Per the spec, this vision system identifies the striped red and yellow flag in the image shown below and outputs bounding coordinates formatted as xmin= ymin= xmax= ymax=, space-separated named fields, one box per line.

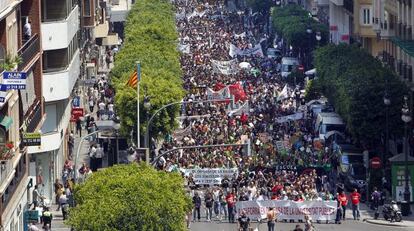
xmin=126 ymin=70 xmax=138 ymax=88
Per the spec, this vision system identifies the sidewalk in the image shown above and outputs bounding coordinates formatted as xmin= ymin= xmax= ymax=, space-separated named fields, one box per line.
xmin=359 ymin=203 xmax=414 ymax=227
xmin=34 ymin=204 xmax=70 ymax=231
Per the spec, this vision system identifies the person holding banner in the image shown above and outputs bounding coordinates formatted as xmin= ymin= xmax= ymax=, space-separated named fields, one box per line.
xmin=192 ymin=192 xmax=202 ymax=222
xmin=266 ymin=207 xmax=277 ymax=231
xmin=237 ymin=210 xmax=250 ymax=231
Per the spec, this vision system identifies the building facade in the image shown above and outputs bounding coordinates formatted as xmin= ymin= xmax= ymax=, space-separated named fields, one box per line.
xmin=26 ymin=0 xmax=80 ymax=202
xmin=0 ymin=0 xmax=44 ymax=230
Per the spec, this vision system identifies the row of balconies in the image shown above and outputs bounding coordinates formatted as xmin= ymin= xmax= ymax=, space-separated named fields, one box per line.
xmin=397 ymin=0 xmax=412 ymax=7
xmin=383 ymin=51 xmax=413 ymax=82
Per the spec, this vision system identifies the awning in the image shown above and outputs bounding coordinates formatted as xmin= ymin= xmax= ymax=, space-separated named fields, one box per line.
xmin=391 ymin=37 xmax=414 ymax=58
xmin=0 ymin=115 xmax=13 ymax=131
xmin=305 ymin=68 xmax=316 ymax=75
xmin=102 ymin=33 xmax=120 ymax=46
xmin=94 ymin=22 xmax=109 ymax=38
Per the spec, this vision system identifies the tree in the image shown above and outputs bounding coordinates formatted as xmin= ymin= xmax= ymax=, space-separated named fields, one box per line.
xmin=246 ymin=0 xmax=272 ymax=13
xmin=271 ymin=5 xmax=329 ymax=52
xmin=111 ymin=0 xmax=185 ymax=141
xmin=67 ymin=164 xmax=192 ymax=231
xmin=314 ymin=44 xmax=408 ymax=145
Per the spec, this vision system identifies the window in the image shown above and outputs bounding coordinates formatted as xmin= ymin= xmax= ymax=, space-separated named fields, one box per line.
xmin=360 ymin=6 xmax=372 ymax=25
xmin=83 ymin=0 xmax=91 ymax=17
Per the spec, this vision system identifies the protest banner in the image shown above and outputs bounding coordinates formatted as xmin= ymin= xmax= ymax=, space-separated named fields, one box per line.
xmin=228 ymin=101 xmax=249 ymax=116
xmin=183 ymin=168 xmax=238 ymax=185
xmin=206 ymin=87 xmax=231 ymax=100
xmin=236 ymin=200 xmax=337 ymax=221
xmin=211 ymin=59 xmax=239 ymax=75
xmin=229 ymin=43 xmax=264 ymax=58
xmin=275 ymin=112 xmax=304 ymax=123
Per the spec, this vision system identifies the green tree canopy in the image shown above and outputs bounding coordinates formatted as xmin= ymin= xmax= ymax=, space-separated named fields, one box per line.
xmin=314 ymin=44 xmax=407 ymax=145
xmin=111 ymin=0 xmax=185 ymax=140
xmin=67 ymin=164 xmax=191 ymax=231
xmin=246 ymin=0 xmax=272 ymax=13
xmin=271 ymin=5 xmax=328 ymax=51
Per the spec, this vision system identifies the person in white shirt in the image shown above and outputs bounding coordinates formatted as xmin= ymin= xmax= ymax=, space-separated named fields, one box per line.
xmin=23 ymin=20 xmax=32 ymax=40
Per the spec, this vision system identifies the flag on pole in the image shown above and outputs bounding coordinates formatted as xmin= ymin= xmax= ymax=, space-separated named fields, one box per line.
xmin=126 ymin=70 xmax=138 ymax=88
xmin=277 ymin=85 xmax=289 ymax=102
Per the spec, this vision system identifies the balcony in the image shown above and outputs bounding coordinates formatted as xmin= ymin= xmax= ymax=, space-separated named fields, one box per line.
xmin=28 ymin=100 xmax=71 ymax=154
xmin=380 ymin=21 xmax=396 ymax=38
xmin=41 ymin=5 xmax=79 ymax=51
xmin=0 ymin=160 xmax=13 ymax=188
xmin=109 ymin=0 xmax=132 ymax=22
xmin=24 ymin=100 xmax=42 ymax=133
xmin=42 ymin=50 xmax=80 ymax=102
xmin=17 ymin=34 xmax=41 ymax=71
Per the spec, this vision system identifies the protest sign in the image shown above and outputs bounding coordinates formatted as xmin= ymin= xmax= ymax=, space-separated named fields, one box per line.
xmin=211 ymin=59 xmax=239 ymax=75
xmin=236 ymin=200 xmax=337 ymax=221
xmin=183 ymin=168 xmax=238 ymax=185
xmin=229 ymin=43 xmax=264 ymax=58
xmin=206 ymin=87 xmax=230 ymax=100
xmin=275 ymin=112 xmax=304 ymax=123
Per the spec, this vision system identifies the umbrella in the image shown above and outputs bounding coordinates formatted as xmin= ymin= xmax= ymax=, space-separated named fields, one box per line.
xmin=239 ymin=61 xmax=251 ymax=69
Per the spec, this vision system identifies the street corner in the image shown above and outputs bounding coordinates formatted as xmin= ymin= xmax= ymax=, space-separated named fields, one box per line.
xmin=364 ymin=218 xmax=414 ymax=227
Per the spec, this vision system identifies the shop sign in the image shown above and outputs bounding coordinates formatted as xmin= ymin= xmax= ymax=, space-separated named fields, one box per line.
xmin=23 ymin=132 xmax=41 ymax=146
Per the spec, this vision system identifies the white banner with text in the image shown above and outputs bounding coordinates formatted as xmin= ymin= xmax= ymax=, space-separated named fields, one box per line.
xmin=236 ymin=200 xmax=337 ymax=221
xmin=183 ymin=168 xmax=238 ymax=185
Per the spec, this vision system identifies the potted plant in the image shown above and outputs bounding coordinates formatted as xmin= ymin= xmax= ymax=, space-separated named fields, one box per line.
xmin=0 ymin=142 xmax=14 ymax=160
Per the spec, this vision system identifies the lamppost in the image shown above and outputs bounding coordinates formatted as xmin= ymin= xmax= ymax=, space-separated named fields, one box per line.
xmin=383 ymin=86 xmax=390 ymax=180
xmin=315 ymin=31 xmax=322 ymax=47
xmin=143 ymin=88 xmax=151 ymax=156
xmin=305 ymin=27 xmax=313 ymax=69
xmin=294 ymin=88 xmax=301 ymax=110
xmin=401 ymin=95 xmax=412 ymax=206
xmin=74 ymin=118 xmax=121 ymax=182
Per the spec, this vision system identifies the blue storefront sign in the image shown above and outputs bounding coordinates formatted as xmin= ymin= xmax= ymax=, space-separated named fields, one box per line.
xmin=3 ymin=71 xmax=27 ymax=90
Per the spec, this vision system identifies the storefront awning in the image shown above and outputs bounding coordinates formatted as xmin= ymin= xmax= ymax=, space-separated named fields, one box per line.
xmin=0 ymin=116 xmax=13 ymax=131
xmin=391 ymin=37 xmax=414 ymax=58
xmin=102 ymin=33 xmax=120 ymax=46
xmin=94 ymin=22 xmax=109 ymax=38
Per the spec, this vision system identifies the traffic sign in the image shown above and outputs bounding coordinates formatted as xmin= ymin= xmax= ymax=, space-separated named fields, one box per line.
xmin=2 ymin=71 xmax=27 ymax=89
xmin=370 ymin=157 xmax=382 ymax=169
xmin=72 ymin=96 xmax=80 ymax=108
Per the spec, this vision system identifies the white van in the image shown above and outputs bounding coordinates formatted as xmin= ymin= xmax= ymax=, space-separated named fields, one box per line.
xmin=281 ymin=57 xmax=300 ymax=78
xmin=314 ymin=112 xmax=346 ymax=140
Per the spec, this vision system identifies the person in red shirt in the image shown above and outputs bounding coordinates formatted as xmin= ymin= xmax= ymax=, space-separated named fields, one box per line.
xmin=226 ymin=192 xmax=236 ymax=223
xmin=350 ymin=188 xmax=361 ymax=220
xmin=337 ymin=191 xmax=348 ymax=220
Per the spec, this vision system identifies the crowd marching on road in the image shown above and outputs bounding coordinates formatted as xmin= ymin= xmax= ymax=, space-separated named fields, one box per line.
xmin=148 ymin=0 xmax=384 ymax=230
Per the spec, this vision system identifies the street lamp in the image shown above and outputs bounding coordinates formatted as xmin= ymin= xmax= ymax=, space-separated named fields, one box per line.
xmin=401 ymin=95 xmax=412 ymax=205
xmin=315 ymin=31 xmax=322 ymax=47
xmin=113 ymin=116 xmax=121 ymax=164
xmin=383 ymin=89 xmax=390 ymax=181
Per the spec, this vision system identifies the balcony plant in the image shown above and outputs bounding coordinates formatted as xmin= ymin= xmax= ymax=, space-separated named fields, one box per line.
xmin=0 ymin=142 xmax=14 ymax=160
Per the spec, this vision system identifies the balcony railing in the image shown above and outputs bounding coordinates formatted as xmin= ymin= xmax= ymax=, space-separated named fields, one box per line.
xmin=0 ymin=160 xmax=13 ymax=186
xmin=25 ymin=100 xmax=42 ymax=133
xmin=18 ymin=34 xmax=40 ymax=71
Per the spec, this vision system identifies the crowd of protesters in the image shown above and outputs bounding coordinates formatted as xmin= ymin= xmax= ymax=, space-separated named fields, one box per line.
xmin=148 ymin=0 xmax=374 ymax=228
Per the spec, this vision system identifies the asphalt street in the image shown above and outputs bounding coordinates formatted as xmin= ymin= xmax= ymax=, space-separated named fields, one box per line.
xmin=190 ymin=219 xmax=414 ymax=231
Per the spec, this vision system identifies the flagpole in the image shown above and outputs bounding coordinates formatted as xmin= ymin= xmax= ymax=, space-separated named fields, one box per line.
xmin=136 ymin=61 xmax=141 ymax=148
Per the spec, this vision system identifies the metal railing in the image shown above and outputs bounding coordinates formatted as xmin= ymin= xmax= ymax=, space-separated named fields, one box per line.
xmin=18 ymin=34 xmax=40 ymax=71
xmin=25 ymin=100 xmax=42 ymax=133
xmin=0 ymin=160 xmax=13 ymax=187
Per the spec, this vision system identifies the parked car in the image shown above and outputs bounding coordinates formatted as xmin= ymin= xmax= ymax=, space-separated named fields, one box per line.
xmin=266 ymin=48 xmax=282 ymax=61
xmin=281 ymin=57 xmax=300 ymax=78
xmin=314 ymin=112 xmax=346 ymax=141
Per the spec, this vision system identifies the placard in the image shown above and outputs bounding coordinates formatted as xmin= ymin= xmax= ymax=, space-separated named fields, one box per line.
xmin=183 ymin=168 xmax=238 ymax=185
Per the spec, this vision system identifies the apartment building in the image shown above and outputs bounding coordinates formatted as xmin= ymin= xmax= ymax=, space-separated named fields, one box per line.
xmin=353 ymin=0 xmax=385 ymax=56
xmin=26 ymin=0 xmax=80 ymax=201
xmin=0 ymin=0 xmax=44 ymax=230
xmin=329 ymin=0 xmax=354 ymax=43
xmin=380 ymin=0 xmax=414 ymax=86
